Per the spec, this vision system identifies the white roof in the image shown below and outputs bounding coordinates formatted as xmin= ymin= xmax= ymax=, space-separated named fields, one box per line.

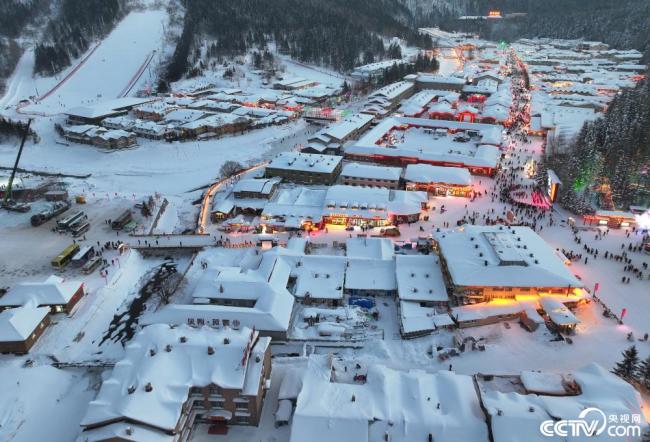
xmin=539 ymin=296 xmax=579 ymax=326
xmin=369 ymin=81 xmax=414 ymax=101
xmin=404 ymin=164 xmax=472 ymax=186
xmin=353 ymin=59 xmax=408 ymax=74
xmin=80 ymin=324 xmax=270 ymax=433
xmin=341 ymin=163 xmax=402 ymax=181
xmin=451 ymin=300 xmax=523 ymax=323
xmin=279 ymin=366 xmax=305 ymax=401
xmin=416 ymin=74 xmax=466 ymax=85
xmin=396 ymin=255 xmax=448 ymax=302
xmin=267 ymin=152 xmax=343 ymax=174
xmin=346 ymin=237 xmax=394 ymax=260
xmin=315 ymin=113 xmax=373 ymax=142
xmin=345 ymin=259 xmax=396 ymax=291
xmin=0 ymin=306 xmax=49 ymax=342
xmin=143 ymin=256 xmax=294 ymax=333
xmin=348 ymin=117 xmax=503 ymax=169
xmin=520 ymin=371 xmax=567 ymax=395
xmin=66 ymin=97 xmax=153 ymax=119
xmin=294 ymin=257 xmax=346 ymax=300
xmin=435 ymin=225 xmax=583 ymax=288
xmin=291 ymin=355 xmax=488 ymax=442
xmin=1 ymin=275 xmax=83 ymax=308
xmin=399 ymin=301 xmax=453 ymax=334
xmin=324 ymin=185 xmax=426 ymax=218
xmin=479 ymin=363 xmax=647 ymax=442
xmin=77 ymin=421 xmax=172 ymax=442
xmin=232 ymin=177 xmax=280 ymax=195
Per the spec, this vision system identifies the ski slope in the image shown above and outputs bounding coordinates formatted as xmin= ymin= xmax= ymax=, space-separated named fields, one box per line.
xmin=20 ymin=9 xmax=167 ymax=115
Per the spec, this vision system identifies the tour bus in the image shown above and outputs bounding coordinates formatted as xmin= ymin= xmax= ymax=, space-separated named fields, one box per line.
xmin=81 ymin=256 xmax=102 ymax=274
xmin=71 ymin=246 xmax=95 ymax=267
xmin=57 ymin=211 xmax=86 ymax=231
xmin=51 ymin=243 xmax=80 ymax=269
xmin=111 ymin=210 xmax=133 ymax=230
xmin=71 ymin=220 xmax=91 ymax=237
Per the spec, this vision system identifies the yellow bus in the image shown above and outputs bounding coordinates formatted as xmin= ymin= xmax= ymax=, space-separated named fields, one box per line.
xmin=51 ymin=243 xmax=80 ymax=269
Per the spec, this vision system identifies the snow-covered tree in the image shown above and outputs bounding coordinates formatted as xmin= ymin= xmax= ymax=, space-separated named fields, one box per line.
xmin=612 ymin=345 xmax=640 ymax=381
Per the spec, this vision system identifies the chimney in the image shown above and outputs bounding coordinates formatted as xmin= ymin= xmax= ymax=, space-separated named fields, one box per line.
xmin=207 ymin=346 xmax=214 ymax=355
xmin=144 ymin=383 xmax=153 ymax=392
xmin=165 ymin=344 xmax=172 ymax=352
xmin=180 ymin=336 xmax=187 ymax=343
xmin=149 ymin=348 xmax=156 ymax=357
xmin=127 ymin=385 xmax=136 ymax=394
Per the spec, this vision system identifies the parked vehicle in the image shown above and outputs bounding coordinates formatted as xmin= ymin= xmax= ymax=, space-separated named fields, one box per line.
xmin=51 ymin=243 xmax=80 ymax=269
xmin=111 ymin=209 xmax=132 ymax=230
xmin=81 ymin=256 xmax=102 ymax=274
xmin=57 ymin=211 xmax=86 ymax=231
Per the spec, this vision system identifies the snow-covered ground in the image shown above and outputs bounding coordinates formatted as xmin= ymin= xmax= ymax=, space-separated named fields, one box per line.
xmin=0 ymin=12 xmax=648 ymax=441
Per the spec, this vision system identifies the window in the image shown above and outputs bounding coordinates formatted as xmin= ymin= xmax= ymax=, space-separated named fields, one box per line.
xmin=236 ymin=416 xmax=249 ymax=424
xmin=235 ymin=402 xmax=248 ymax=410
xmin=210 ymin=400 xmax=225 ymax=408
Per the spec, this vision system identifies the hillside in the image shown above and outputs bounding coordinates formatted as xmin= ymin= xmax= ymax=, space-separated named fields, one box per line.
xmin=163 ymin=0 xmax=435 ymax=82
xmin=0 ymin=0 xmax=46 ymax=92
xmin=435 ymin=0 xmax=650 ymax=59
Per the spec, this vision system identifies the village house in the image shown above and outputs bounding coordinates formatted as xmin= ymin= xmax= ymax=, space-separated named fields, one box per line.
xmin=0 ymin=306 xmax=50 ymax=354
xmin=60 ymin=125 xmax=137 ymax=149
xmin=396 ymin=255 xmax=452 ymax=338
xmin=143 ymin=254 xmax=294 ymax=340
xmin=290 ymin=355 xmax=489 ymax=442
xmin=404 ymin=163 xmax=473 ymax=197
xmin=340 ymin=163 xmax=402 ymax=189
xmin=79 ymin=324 xmax=272 ymax=441
xmin=345 ymin=116 xmax=503 ymax=176
xmin=344 ymin=259 xmax=396 ymax=297
xmin=322 ymin=185 xmax=427 ymax=227
xmin=305 ymin=113 xmax=374 ymax=155
xmin=433 ymin=225 xmax=585 ymax=304
xmin=292 ymin=256 xmax=347 ymax=306
xmin=132 ymin=101 xmax=178 ymax=121
xmin=65 ymin=97 xmax=155 ymax=125
xmin=476 ymin=363 xmax=646 ymax=442
xmin=415 ymin=74 xmax=467 ymax=92
xmin=0 ymin=275 xmax=85 ymax=314
xmin=265 ymin=152 xmax=343 ymax=185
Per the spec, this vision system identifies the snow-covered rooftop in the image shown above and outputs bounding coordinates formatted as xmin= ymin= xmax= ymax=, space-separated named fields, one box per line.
xmin=80 ymin=324 xmax=270 ymax=435
xmin=340 ymin=163 xmax=402 ymax=182
xmin=346 ymin=237 xmax=394 ymax=260
xmin=404 ymin=164 xmax=472 ymax=186
xmin=267 ymin=152 xmax=343 ymax=174
xmin=143 ymin=255 xmax=294 ymax=333
xmin=0 ymin=306 xmax=49 ymax=342
xmin=66 ymin=97 xmax=154 ymax=119
xmin=294 ymin=256 xmax=346 ymax=300
xmin=1 ymin=275 xmax=83 ymax=308
xmin=290 ymin=355 xmax=488 ymax=442
xmin=395 ymin=255 xmax=448 ymax=303
xmin=435 ymin=225 xmax=583 ymax=288
xmin=345 ymin=259 xmax=396 ymax=292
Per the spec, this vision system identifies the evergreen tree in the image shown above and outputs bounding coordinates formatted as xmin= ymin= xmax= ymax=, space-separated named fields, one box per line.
xmin=637 ymin=355 xmax=650 ymax=389
xmin=612 ymin=345 xmax=640 ymax=381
